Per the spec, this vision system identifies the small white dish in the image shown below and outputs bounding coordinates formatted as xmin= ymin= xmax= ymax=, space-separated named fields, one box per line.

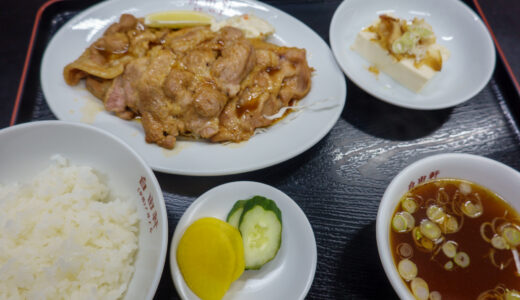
xmin=377 ymin=153 xmax=520 ymax=299
xmin=40 ymin=0 xmax=346 ymax=175
xmin=330 ymin=0 xmax=496 ymax=110
xmin=0 ymin=121 xmax=168 ymax=300
xmin=170 ymin=181 xmax=317 ymax=300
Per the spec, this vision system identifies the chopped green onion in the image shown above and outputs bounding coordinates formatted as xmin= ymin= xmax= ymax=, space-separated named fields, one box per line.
xmin=421 ymin=237 xmax=435 ymax=251
xmin=393 ymin=212 xmax=415 ymax=233
xmin=459 ymin=182 xmax=471 ymax=195
xmin=392 ymin=31 xmax=421 ymax=54
xmin=402 ymin=197 xmax=418 ymax=214
xmin=444 ymin=261 xmax=453 ymax=271
xmin=437 ymin=189 xmax=450 ymax=205
xmin=412 ymin=227 xmax=434 ymax=252
xmin=480 ymin=222 xmax=493 ymax=243
xmin=503 ymin=227 xmax=520 ymax=247
xmin=427 ymin=205 xmax=445 ymax=223
xmin=454 ymin=252 xmax=470 ymax=268
xmin=429 ymin=291 xmax=442 ymax=300
xmin=397 ymin=243 xmax=414 ymax=258
xmin=402 ymin=212 xmax=415 ymax=231
xmin=420 ymin=220 xmax=442 ymax=241
xmin=411 ymin=277 xmax=430 ymax=300
xmin=442 ymin=215 xmax=459 ymax=234
xmin=506 ymin=290 xmax=520 ymax=300
xmin=398 ymin=259 xmax=418 ymax=281
xmin=413 ymin=227 xmax=423 ymax=240
xmin=392 ymin=214 xmax=408 ymax=233
xmin=491 ymin=235 xmax=509 ymax=250
xmin=461 ymin=200 xmax=483 ymax=218
xmin=442 ymin=241 xmax=458 ymax=258
xmin=409 ymin=26 xmax=433 ymax=39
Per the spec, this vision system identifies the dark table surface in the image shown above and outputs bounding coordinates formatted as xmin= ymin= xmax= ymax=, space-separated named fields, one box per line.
xmin=1 ymin=0 xmax=520 ymax=299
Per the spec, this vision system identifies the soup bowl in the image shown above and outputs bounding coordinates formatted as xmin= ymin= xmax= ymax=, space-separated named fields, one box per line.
xmin=376 ymin=153 xmax=520 ymax=299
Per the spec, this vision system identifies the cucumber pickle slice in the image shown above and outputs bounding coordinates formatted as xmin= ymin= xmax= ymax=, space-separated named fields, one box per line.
xmin=237 ymin=196 xmax=282 ymax=270
xmin=226 ymin=200 xmax=247 ymax=228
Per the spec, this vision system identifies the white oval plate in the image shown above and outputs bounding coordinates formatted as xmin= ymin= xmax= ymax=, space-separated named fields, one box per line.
xmin=170 ymin=181 xmax=317 ymax=300
xmin=329 ymin=0 xmax=495 ymax=110
xmin=41 ymin=0 xmax=346 ymax=175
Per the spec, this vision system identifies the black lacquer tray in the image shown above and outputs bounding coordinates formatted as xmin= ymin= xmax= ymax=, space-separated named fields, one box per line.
xmin=10 ymin=0 xmax=520 ymax=299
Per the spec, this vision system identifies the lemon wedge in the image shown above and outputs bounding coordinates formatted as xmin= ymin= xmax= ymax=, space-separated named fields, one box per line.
xmin=145 ymin=10 xmax=215 ymax=28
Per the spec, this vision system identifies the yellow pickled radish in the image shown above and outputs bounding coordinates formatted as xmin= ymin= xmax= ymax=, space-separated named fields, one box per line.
xmin=194 ymin=217 xmax=245 ymax=281
xmin=145 ymin=10 xmax=215 ymax=28
xmin=177 ymin=218 xmax=237 ymax=300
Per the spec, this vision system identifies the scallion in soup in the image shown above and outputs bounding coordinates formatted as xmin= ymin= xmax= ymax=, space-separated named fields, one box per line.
xmin=390 ymin=179 xmax=520 ymax=300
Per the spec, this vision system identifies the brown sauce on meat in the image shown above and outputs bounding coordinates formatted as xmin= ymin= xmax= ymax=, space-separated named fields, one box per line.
xmin=99 ymin=50 xmax=126 ymax=62
xmin=236 ymin=96 xmax=260 ymax=117
xmin=235 ymin=67 xmax=281 ymax=117
xmin=265 ymin=66 xmax=280 ymax=75
xmin=391 ymin=179 xmax=520 ymax=300
xmin=269 ymin=98 xmax=298 ymax=126
xmin=64 ymin=14 xmax=313 ymax=149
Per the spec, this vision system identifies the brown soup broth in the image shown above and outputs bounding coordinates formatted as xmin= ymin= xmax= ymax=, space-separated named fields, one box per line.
xmin=390 ymin=179 xmax=520 ymax=300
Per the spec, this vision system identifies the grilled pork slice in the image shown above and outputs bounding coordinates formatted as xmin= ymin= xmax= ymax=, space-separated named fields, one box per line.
xmin=211 ymin=42 xmax=311 ymax=142
xmin=63 ymin=14 xmax=312 ymax=149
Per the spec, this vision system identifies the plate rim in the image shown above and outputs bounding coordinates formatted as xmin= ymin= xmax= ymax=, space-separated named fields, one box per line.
xmin=329 ymin=0 xmax=496 ymax=110
xmin=169 ymin=181 xmax=317 ymax=300
xmin=40 ymin=0 xmax=346 ymax=176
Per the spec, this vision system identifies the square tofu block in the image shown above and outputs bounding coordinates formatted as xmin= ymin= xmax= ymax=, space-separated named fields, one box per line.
xmin=351 ymin=30 xmax=449 ymax=92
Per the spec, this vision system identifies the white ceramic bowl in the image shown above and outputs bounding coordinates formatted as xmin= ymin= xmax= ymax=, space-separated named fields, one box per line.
xmin=0 ymin=121 xmax=168 ymax=300
xmin=170 ymin=181 xmax=317 ymax=300
xmin=377 ymin=153 xmax=520 ymax=299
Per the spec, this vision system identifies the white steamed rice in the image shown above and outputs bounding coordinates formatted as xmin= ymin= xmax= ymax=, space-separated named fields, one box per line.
xmin=0 ymin=156 xmax=139 ymax=300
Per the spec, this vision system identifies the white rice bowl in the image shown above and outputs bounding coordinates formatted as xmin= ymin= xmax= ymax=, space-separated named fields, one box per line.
xmin=0 ymin=121 xmax=167 ymax=300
